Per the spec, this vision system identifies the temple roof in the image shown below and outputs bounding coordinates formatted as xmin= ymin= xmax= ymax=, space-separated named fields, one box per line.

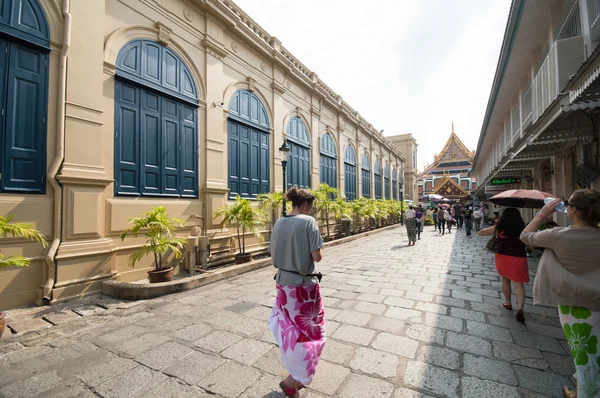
xmin=420 ymin=123 xmax=475 ymax=176
xmin=433 ymin=174 xmax=469 ymax=197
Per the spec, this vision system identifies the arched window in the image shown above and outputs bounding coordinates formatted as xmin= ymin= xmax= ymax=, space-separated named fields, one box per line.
xmin=361 ymin=154 xmax=371 ymax=198
xmin=392 ymin=168 xmax=397 ymax=200
xmin=344 ymin=146 xmax=357 ymax=201
xmin=384 ymin=164 xmax=390 ymax=200
xmin=320 ymin=133 xmax=336 ymax=189
xmin=114 ymin=39 xmax=198 ymax=197
xmin=374 ymin=160 xmax=382 ymax=200
xmin=0 ymin=0 xmax=50 ymax=193
xmin=227 ymin=90 xmax=270 ymax=199
xmin=287 ymin=117 xmax=310 ymax=189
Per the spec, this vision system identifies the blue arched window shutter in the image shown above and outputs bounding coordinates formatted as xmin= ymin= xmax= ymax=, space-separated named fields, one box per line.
xmin=320 ymin=133 xmax=337 ymax=189
xmin=361 ymin=154 xmax=371 ymax=198
xmin=0 ymin=0 xmax=50 ymax=194
xmin=287 ymin=117 xmax=310 ymax=189
xmin=114 ymin=39 xmax=199 ymax=198
xmin=392 ymin=168 xmax=397 ymax=200
xmin=344 ymin=146 xmax=357 ymax=201
xmin=227 ymin=90 xmax=270 ymax=199
xmin=374 ymin=160 xmax=382 ymax=200
xmin=384 ymin=165 xmax=390 ymax=200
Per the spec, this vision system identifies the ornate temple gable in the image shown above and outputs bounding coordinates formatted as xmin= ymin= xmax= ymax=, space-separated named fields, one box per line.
xmin=434 ymin=123 xmax=475 ymax=163
xmin=433 ymin=175 xmax=468 ymax=197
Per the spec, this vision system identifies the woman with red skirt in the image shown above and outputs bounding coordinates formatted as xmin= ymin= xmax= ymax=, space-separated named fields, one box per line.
xmin=479 ymin=208 xmax=528 ymax=322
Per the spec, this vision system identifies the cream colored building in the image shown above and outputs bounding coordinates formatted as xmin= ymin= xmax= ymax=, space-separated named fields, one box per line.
xmin=387 ymin=133 xmax=418 ymax=202
xmin=0 ymin=0 xmax=405 ymax=309
xmin=472 ymin=0 xmax=600 ymax=225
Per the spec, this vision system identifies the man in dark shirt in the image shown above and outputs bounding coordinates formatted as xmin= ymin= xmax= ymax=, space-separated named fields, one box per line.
xmin=453 ymin=203 xmax=464 ymax=229
xmin=464 ymin=206 xmax=473 ymax=236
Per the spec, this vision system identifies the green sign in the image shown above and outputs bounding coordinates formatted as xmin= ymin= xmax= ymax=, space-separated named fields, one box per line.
xmin=491 ymin=177 xmax=521 ymax=185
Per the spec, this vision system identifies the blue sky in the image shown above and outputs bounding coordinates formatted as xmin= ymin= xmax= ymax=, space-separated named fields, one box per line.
xmin=234 ymin=0 xmax=511 ymax=171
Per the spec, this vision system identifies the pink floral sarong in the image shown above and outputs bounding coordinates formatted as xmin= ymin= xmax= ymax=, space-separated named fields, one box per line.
xmin=268 ymin=283 xmax=326 ymax=386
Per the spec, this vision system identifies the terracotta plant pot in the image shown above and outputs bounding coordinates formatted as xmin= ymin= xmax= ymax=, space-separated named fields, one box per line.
xmin=147 ymin=267 xmax=173 ymax=283
xmin=235 ymin=253 xmax=252 ymax=264
xmin=0 ymin=312 xmax=6 ymax=338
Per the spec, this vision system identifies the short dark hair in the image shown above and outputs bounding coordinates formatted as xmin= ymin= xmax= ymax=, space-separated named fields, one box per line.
xmin=285 ymin=187 xmax=314 ymax=209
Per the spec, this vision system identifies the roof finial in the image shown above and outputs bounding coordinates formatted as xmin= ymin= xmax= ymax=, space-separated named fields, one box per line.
xmin=452 ymin=121 xmax=455 ymax=134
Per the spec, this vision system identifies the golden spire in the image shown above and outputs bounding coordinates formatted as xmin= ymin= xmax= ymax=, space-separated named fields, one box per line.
xmin=452 ymin=121 xmax=455 ymax=134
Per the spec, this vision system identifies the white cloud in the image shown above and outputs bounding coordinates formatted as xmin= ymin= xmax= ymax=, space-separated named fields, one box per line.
xmin=234 ymin=0 xmax=510 ymax=171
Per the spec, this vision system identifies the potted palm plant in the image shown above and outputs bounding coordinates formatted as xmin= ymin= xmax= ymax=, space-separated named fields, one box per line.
xmin=214 ymin=195 xmax=266 ymax=264
xmin=331 ymin=198 xmax=352 ymax=237
xmin=120 ymin=206 xmax=186 ymax=283
xmin=313 ymin=184 xmax=339 ymax=240
xmin=257 ymin=191 xmax=283 ymax=230
xmin=0 ymin=215 xmax=48 ymax=337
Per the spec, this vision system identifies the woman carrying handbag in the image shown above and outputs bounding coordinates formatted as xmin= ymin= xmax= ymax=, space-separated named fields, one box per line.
xmin=479 ymin=208 xmax=528 ymax=322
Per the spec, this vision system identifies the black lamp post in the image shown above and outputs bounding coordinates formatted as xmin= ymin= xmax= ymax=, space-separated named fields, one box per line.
xmin=279 ymin=139 xmax=290 ymax=217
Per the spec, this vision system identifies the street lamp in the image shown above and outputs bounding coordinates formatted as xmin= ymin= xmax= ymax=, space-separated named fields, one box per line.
xmin=279 ymin=139 xmax=290 ymax=217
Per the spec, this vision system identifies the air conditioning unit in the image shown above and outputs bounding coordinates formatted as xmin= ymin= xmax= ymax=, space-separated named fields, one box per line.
xmin=573 ymin=164 xmax=600 ymax=188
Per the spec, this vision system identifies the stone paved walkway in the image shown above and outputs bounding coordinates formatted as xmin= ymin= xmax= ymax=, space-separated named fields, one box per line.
xmin=0 ymin=225 xmax=576 ymax=398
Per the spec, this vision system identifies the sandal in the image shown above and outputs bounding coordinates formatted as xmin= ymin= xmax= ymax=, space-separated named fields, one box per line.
xmin=516 ymin=309 xmax=525 ymax=323
xmin=502 ymin=303 xmax=513 ymax=310
xmin=279 ymin=381 xmax=298 ymax=398
xmin=562 ymin=385 xmax=576 ymax=398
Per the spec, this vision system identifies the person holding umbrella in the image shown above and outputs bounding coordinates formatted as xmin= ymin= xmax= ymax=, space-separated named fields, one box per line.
xmin=520 ymin=189 xmax=600 ymax=398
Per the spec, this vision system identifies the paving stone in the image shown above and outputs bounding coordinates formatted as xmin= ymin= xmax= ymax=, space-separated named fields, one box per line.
xmin=394 ymin=388 xmax=435 ymax=398
xmin=451 ymin=290 xmax=483 ymax=302
xmin=144 ymin=377 xmax=212 ymax=398
xmin=308 ymin=359 xmax=351 ymax=395
xmin=371 ymin=332 xmax=419 ymax=359
xmin=466 ymin=321 xmax=513 ymax=343
xmin=380 ymin=288 xmax=406 ymax=297
xmin=172 ymin=323 xmax=213 ymax=342
xmin=368 ymin=316 xmax=406 ymax=334
xmin=238 ymin=372 xmax=283 ymax=398
xmin=331 ymin=325 xmax=375 ymax=345
xmin=335 ymin=300 xmax=357 ymax=310
xmin=135 ymin=341 xmax=194 ymax=370
xmin=113 ymin=333 xmax=171 ymax=356
xmin=76 ymin=351 xmax=138 ymax=387
xmin=385 ymin=306 xmax=422 ymax=321
xmin=0 ymin=370 xmax=63 ymax=398
xmin=461 ymin=376 xmax=519 ymax=398
xmin=403 ymin=360 xmax=460 ymax=397
xmin=42 ymin=310 xmax=81 ymax=325
xmin=468 ymin=288 xmax=501 ymax=298
xmin=514 ymin=365 xmax=574 ymax=396
xmin=356 ymin=293 xmax=385 ymax=303
xmin=417 ymin=345 xmax=460 ymax=370
xmin=334 ymin=310 xmax=372 ymax=326
xmin=71 ymin=305 xmax=106 ymax=317
xmin=197 ymin=361 xmax=260 ymax=398
xmin=322 ymin=297 xmax=341 ymax=307
xmin=0 ymin=342 xmax=24 ymax=357
xmin=492 ymin=341 xmax=543 ymax=361
xmin=320 ymin=339 xmax=355 ymax=365
xmin=350 ymin=347 xmax=400 ymax=378
xmin=525 ymin=322 xmax=566 ymax=340
xmin=163 ymin=351 xmax=225 ymax=385
xmin=96 ymin=324 xmax=148 ymax=344
xmin=338 ymin=373 xmax=394 ymax=398
xmin=384 ymin=296 xmax=415 ymax=308
xmin=435 ymin=296 xmax=466 ymax=308
xmin=44 ymin=380 xmax=98 ymax=398
xmin=325 ymin=308 xmax=342 ymax=320
xmin=194 ymin=331 xmax=243 ymax=353
xmin=423 ymin=312 xmax=463 ymax=332
xmin=223 ymin=301 xmax=260 ymax=313
xmin=542 ymin=352 xmax=576 ymax=376
xmin=463 ymin=354 xmax=517 ymax=385
xmin=221 ymin=338 xmax=272 ymax=365
xmin=449 ymin=307 xmax=486 ymax=322
xmin=354 ymin=286 xmax=381 ymax=294
xmin=446 ymin=332 xmax=492 ymax=356
xmin=510 ymin=329 xmax=565 ymax=354
xmin=404 ymin=291 xmax=434 ymax=302
xmin=94 ymin=365 xmax=168 ymax=398
xmin=354 ymin=301 xmax=387 ymax=315
xmin=414 ymin=302 xmax=447 ymax=315
xmin=513 ymin=358 xmax=549 ymax=370
xmin=331 ymin=291 xmax=360 ymax=300
xmin=405 ymin=324 xmax=445 ymax=345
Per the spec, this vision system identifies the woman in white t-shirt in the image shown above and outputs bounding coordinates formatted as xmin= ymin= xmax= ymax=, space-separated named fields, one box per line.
xmin=405 ymin=205 xmax=417 ymax=246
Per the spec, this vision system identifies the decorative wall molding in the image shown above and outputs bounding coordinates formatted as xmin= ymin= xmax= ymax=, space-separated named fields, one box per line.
xmin=183 ymin=8 xmax=194 ymax=22
xmin=156 ymin=21 xmax=173 ymax=45
xmin=271 ymin=81 xmax=285 ymax=95
xmin=202 ymin=36 xmax=229 ymax=60
xmin=246 ymin=76 xmax=256 ymax=92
